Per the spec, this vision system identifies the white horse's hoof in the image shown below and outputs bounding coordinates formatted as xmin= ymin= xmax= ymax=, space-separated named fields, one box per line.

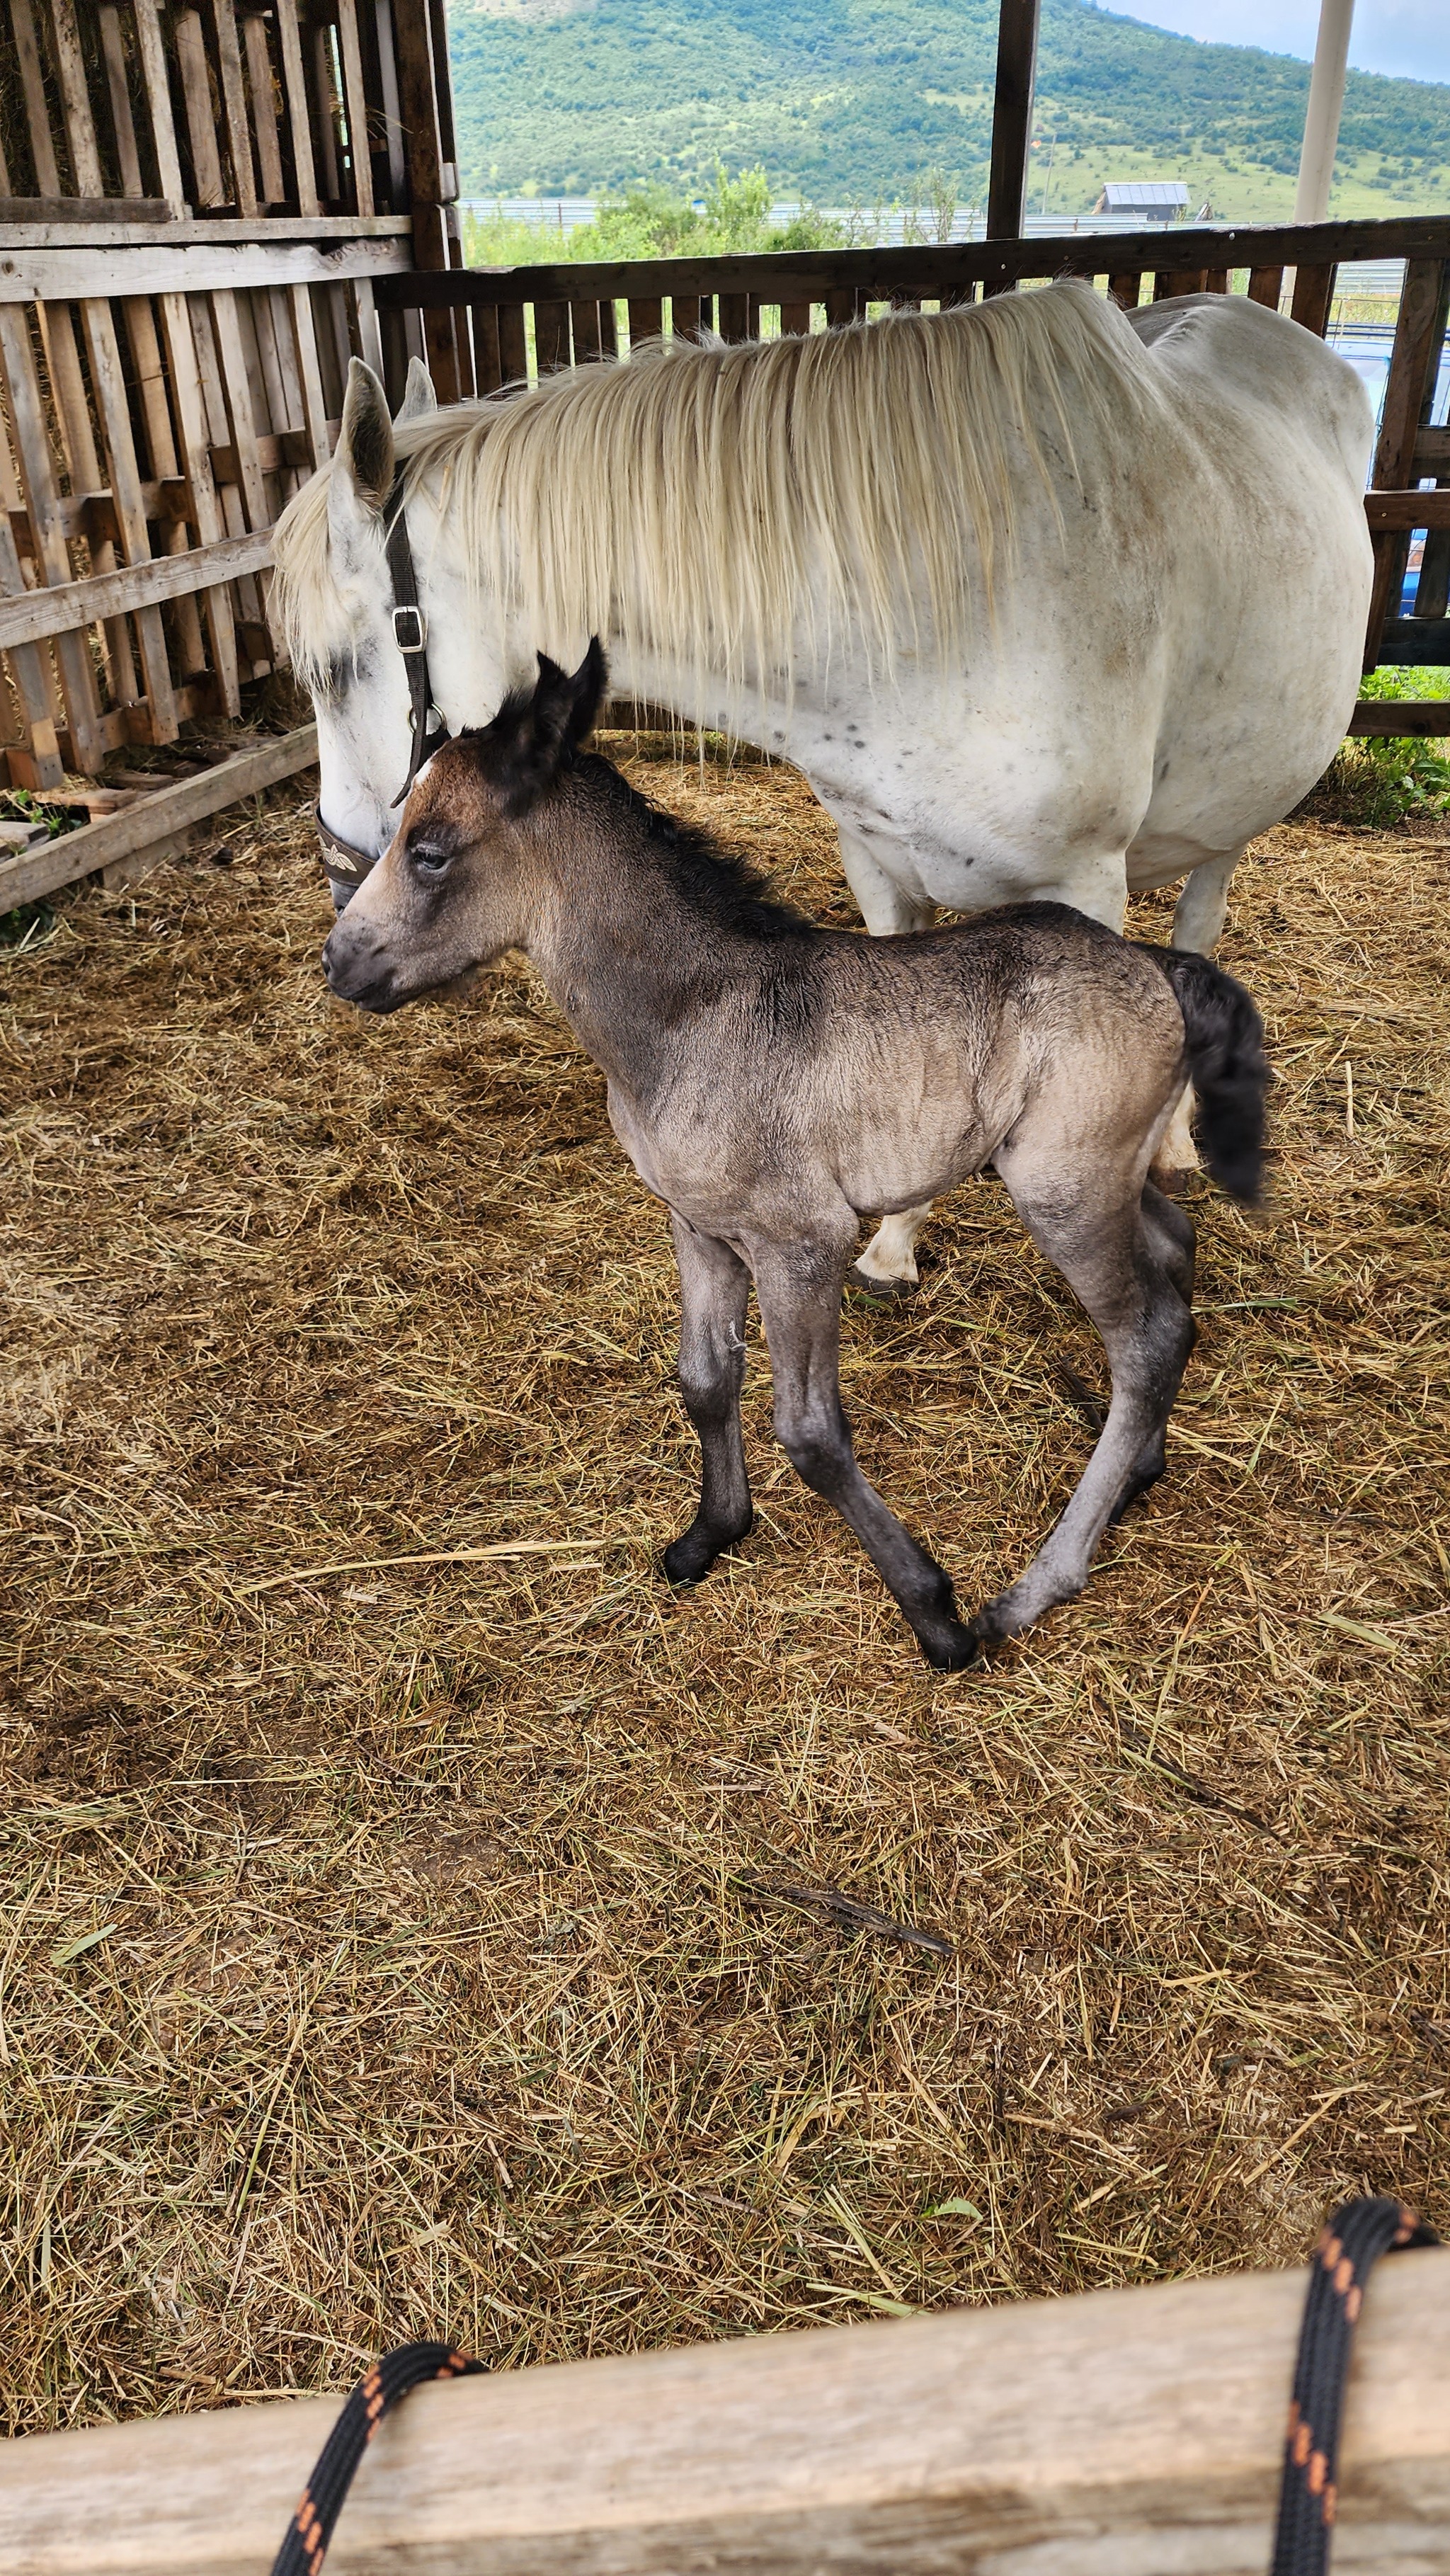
xmin=846 ymin=1263 xmax=917 ymax=1301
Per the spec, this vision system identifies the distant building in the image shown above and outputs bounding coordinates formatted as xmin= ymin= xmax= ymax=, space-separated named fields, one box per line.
xmin=1094 ymin=181 xmax=1189 ymax=222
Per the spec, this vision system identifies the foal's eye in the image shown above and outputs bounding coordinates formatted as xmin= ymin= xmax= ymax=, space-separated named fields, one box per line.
xmin=409 ymin=843 xmax=455 ymax=880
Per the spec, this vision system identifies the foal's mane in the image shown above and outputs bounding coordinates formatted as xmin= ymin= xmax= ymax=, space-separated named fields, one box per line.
xmin=581 ymin=753 xmax=809 ymax=940
xmin=274 ymin=283 xmax=1167 ymax=718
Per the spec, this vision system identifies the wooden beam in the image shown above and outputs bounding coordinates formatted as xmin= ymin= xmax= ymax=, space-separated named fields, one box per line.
xmin=1365 ymin=489 xmax=1450 ymax=530
xmin=1347 ymin=700 xmax=1450 ymax=734
xmin=0 ymin=527 xmax=275 ymax=650
xmin=0 ymin=212 xmax=411 ymax=246
xmin=0 ymin=2254 xmax=1446 ymax=2572
xmin=986 ymin=0 xmax=1041 ymax=243
xmin=374 ymin=212 xmax=1450 ymax=316
xmin=0 ymin=725 xmax=319 ymax=911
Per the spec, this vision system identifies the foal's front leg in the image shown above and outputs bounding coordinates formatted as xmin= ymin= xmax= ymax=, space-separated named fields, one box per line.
xmin=753 ymin=1243 xmax=976 ymax=1670
xmin=663 ymin=1216 xmax=754 ymax=1585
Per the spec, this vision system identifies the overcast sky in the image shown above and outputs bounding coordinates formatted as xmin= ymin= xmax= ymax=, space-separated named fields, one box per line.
xmin=1090 ymin=1 xmax=1450 ymax=86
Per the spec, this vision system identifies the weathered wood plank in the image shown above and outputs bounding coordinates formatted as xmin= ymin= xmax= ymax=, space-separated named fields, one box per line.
xmin=1365 ymin=255 xmax=1450 ymax=666
xmin=211 ymin=0 xmax=260 ymax=217
xmin=335 ymin=0 xmax=376 ymax=217
xmin=0 ymin=724 xmax=319 ymax=912
xmin=0 ymin=528 xmax=275 ymax=650
xmin=96 ymin=14 xmax=147 ymax=201
xmin=0 ymin=2254 xmax=1445 ymax=2574
xmin=175 ymin=8 xmax=227 ymax=208
xmin=274 ymin=0 xmax=321 ymax=215
xmin=0 ymin=239 xmax=411 ymax=302
xmin=0 ymin=213 xmax=411 ymax=247
xmin=132 ymin=0 xmax=188 ymax=212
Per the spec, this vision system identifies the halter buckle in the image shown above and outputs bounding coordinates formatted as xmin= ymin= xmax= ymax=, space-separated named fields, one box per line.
xmin=392 ymin=604 xmax=427 ymax=654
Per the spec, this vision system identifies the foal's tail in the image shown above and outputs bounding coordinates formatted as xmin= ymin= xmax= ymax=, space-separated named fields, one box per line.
xmin=1140 ymin=946 xmax=1270 ymax=1204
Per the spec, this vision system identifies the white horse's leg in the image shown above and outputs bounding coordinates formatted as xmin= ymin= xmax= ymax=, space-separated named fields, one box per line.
xmin=1172 ymin=849 xmax=1240 ymax=954
xmin=835 ymin=828 xmax=937 ymax=1294
xmin=1158 ymin=850 xmax=1244 ymax=1178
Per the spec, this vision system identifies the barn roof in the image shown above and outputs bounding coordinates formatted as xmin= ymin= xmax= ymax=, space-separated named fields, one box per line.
xmin=1100 ymin=181 xmax=1189 ymax=210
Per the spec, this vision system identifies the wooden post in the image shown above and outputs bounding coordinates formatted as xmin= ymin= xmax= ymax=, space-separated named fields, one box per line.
xmin=1364 ymin=255 xmax=1450 ymax=668
xmin=1294 ymin=0 xmax=1354 ymax=226
xmin=986 ymin=0 xmax=1040 ymax=246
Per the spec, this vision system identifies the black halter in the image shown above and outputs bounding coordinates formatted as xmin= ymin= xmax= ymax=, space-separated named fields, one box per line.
xmin=315 ymin=470 xmax=450 ymax=907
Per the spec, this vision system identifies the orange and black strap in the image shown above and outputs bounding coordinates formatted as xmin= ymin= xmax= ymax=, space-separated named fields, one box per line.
xmin=270 ymin=2341 xmax=483 ymax=2576
xmin=1271 ymin=2194 xmax=1439 ymax=2575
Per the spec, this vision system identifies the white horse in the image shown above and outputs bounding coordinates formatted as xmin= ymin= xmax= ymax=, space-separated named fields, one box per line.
xmin=273 ymin=281 xmax=1373 ymax=1290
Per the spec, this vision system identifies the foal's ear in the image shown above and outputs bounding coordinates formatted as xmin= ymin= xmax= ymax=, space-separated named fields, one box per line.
xmin=494 ymin=640 xmax=608 ymax=815
xmin=328 ymin=358 xmax=394 ymax=557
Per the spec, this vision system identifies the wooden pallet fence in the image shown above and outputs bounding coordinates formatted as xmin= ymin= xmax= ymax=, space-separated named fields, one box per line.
xmin=0 ymin=2251 xmax=1446 ymax=2574
xmin=0 ymin=0 xmax=462 ymax=821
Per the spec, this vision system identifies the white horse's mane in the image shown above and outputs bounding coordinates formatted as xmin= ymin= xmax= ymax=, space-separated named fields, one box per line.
xmin=273 ymin=281 xmax=1166 ymax=712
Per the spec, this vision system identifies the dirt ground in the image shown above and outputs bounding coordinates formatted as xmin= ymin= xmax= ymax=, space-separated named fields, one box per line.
xmin=1 ymin=741 xmax=1446 ymax=2434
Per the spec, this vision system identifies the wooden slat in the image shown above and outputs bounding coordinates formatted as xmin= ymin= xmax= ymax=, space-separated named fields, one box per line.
xmin=1107 ymin=271 xmax=1141 ymax=309
xmin=309 ymin=22 xmax=343 ymax=205
xmin=0 ymin=724 xmax=319 ymax=912
xmin=0 ymin=2253 xmax=1446 ymax=2575
xmin=287 ymin=285 xmax=333 ymax=466
xmin=242 ymin=14 xmax=286 ymax=206
xmin=1365 ymin=255 xmax=1450 ymax=668
xmin=0 ymin=304 xmax=108 ymax=773
xmin=208 ymin=290 xmax=272 ymax=531
xmin=534 ymin=297 xmax=570 ymax=374
xmin=1246 ymin=265 xmax=1284 ymax=307
xmin=274 ymin=0 xmax=321 ymax=215
xmin=335 ymin=0 xmax=375 ymax=217
xmin=81 ymin=298 xmax=181 ymax=737
xmin=371 ymin=0 xmax=409 ymax=210
xmin=569 ymin=298 xmax=603 ymax=363
xmin=158 ymin=292 xmax=242 ymax=714
xmin=0 ymin=498 xmax=65 ymax=788
xmin=11 ymin=0 xmax=62 ymax=197
xmin=717 ymin=291 xmax=750 ymax=343
xmin=670 ymin=293 xmax=701 ymax=343
xmin=0 ymin=240 xmax=411 ymax=302
xmin=472 ymin=302 xmax=503 ymax=392
xmin=777 ymin=298 xmax=811 ymax=338
xmin=1289 ymin=260 xmax=1336 ymax=335
xmin=0 ymin=527 xmax=276 ymax=651
xmin=1205 ymin=267 xmax=1229 ymax=295
xmin=211 ymin=0 xmax=259 ymax=216
xmin=627 ymin=295 xmax=663 ymax=349
xmin=122 ymin=295 xmax=207 ymax=683
xmin=498 ymin=302 xmax=528 ymax=386
xmin=175 ymin=10 xmax=226 ymax=208
xmin=50 ymin=0 xmax=106 ymax=193
xmin=33 ymin=299 xmax=141 ymax=712
xmin=1415 ymin=426 xmax=1450 ymax=473
xmin=1160 ymin=268 xmax=1209 ymax=297
xmin=1380 ymin=616 xmax=1450 ymax=664
xmin=132 ymin=0 xmax=188 ymax=212
xmin=98 ymin=9 xmax=147 ymax=200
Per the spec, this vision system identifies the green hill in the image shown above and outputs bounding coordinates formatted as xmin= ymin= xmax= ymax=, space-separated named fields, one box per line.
xmin=443 ymin=0 xmax=1450 ymax=221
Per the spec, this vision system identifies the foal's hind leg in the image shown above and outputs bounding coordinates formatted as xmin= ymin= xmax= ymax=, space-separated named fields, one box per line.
xmin=662 ymin=1218 xmax=754 ymax=1585
xmin=753 ymin=1241 xmax=976 ymax=1669
xmin=1106 ymin=1181 xmax=1198 ymax=1522
xmin=971 ymin=1162 xmax=1197 ymax=1648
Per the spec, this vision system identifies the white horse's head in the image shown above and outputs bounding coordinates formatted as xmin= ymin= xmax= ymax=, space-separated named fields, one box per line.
xmin=273 ymin=356 xmax=511 ymax=898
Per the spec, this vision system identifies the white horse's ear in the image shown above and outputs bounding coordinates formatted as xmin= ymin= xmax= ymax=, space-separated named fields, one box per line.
xmin=395 ymin=358 xmax=438 ymax=426
xmin=329 ymin=358 xmax=394 ymax=554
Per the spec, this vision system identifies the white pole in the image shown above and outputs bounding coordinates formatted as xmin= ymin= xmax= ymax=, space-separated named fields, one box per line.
xmin=1294 ymin=0 xmax=1354 ymax=225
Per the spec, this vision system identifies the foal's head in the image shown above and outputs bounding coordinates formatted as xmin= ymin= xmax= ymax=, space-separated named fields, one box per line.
xmin=322 ymin=642 xmax=605 ymax=1015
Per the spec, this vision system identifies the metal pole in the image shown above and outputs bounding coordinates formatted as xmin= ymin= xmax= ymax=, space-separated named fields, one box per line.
xmin=1294 ymin=0 xmax=1354 ymax=226
xmin=986 ymin=0 xmax=1041 ymax=241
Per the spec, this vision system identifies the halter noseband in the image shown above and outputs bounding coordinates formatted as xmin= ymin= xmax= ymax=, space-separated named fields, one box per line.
xmin=316 ymin=467 xmax=450 ymax=907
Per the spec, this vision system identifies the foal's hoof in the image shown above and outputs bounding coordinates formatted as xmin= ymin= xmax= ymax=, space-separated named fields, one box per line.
xmin=846 ymin=1263 xmax=918 ymax=1304
xmin=917 ymin=1619 xmax=980 ymax=1672
xmin=662 ymin=1516 xmax=752 ymax=1588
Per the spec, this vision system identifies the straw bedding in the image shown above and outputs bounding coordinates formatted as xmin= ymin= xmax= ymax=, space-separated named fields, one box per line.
xmin=1 ymin=742 xmax=1446 ymax=2434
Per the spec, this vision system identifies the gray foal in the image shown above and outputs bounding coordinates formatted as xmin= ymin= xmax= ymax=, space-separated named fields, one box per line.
xmin=324 ymin=646 xmax=1269 ymax=1670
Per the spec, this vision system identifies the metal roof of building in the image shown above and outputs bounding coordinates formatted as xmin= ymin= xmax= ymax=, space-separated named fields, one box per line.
xmin=1100 ymin=182 xmax=1189 ymax=210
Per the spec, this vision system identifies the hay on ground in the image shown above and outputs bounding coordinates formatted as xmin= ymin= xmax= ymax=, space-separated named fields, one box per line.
xmin=0 ymin=741 xmax=1446 ymax=2434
